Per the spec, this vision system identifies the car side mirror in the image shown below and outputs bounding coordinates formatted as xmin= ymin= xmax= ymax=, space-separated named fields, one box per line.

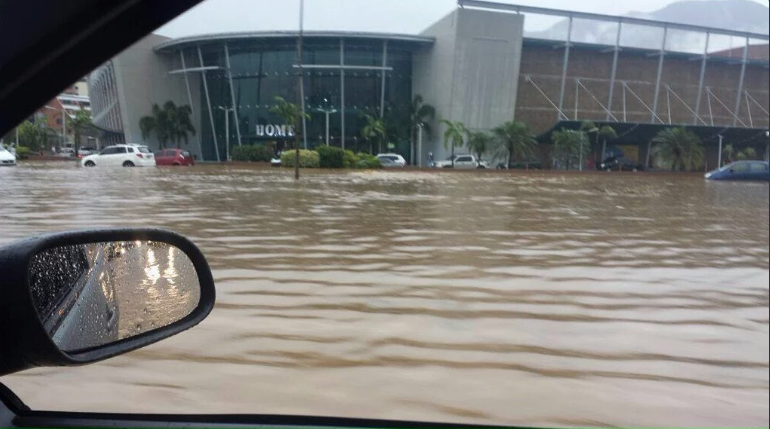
xmin=0 ymin=229 xmax=215 ymax=376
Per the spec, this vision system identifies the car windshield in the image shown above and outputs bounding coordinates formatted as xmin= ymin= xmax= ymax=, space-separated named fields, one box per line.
xmin=2 ymin=0 xmax=769 ymax=428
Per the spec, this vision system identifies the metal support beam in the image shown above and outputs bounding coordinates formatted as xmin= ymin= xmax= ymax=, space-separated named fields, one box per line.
xmin=732 ymin=37 xmax=750 ymax=127
xmin=526 ymin=76 xmax=568 ymax=120
xmin=666 ymin=86 xmax=672 ymax=124
xmin=622 ymin=81 xmax=627 ymax=122
xmin=606 ymin=22 xmax=622 ymax=121
xmin=224 ymin=44 xmax=242 ymax=147
xmin=651 ymin=26 xmax=668 ymax=124
xmin=297 ymin=38 xmax=308 ymax=149
xmin=707 ymin=87 xmax=715 ymax=125
xmin=557 ymin=16 xmax=573 ymax=121
xmin=576 ymin=80 xmax=618 ymax=121
xmin=198 ymin=46 xmax=220 ymax=162
xmin=746 ymin=91 xmax=754 ymax=128
xmin=574 ymin=78 xmax=579 ymax=120
xmin=179 ymin=50 xmax=204 ymax=160
xmin=380 ymin=40 xmax=388 ymax=118
xmin=694 ymin=32 xmax=710 ymax=125
xmin=340 ymin=39 xmax=346 ymax=150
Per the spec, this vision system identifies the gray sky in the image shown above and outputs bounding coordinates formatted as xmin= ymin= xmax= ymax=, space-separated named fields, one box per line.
xmin=157 ymin=0 xmax=769 ymax=37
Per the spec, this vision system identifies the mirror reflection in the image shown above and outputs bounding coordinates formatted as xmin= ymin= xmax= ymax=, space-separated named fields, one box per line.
xmin=28 ymin=241 xmax=201 ymax=353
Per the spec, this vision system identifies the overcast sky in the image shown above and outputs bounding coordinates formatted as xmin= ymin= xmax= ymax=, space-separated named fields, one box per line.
xmin=157 ymin=0 xmax=769 ymax=37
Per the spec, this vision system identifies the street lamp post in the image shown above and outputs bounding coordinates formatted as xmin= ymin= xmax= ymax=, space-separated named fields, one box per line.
xmin=44 ymin=105 xmax=67 ymax=148
xmin=417 ymin=123 xmax=425 ymax=168
xmin=217 ymin=106 xmax=234 ymax=161
xmin=316 ymin=106 xmax=337 ymax=146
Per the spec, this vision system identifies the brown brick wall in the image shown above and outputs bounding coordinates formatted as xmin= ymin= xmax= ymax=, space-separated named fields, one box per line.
xmin=515 ymin=42 xmax=770 ymax=136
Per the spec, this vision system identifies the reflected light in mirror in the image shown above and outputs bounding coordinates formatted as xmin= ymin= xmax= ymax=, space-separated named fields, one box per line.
xmin=28 ymin=241 xmax=201 ymax=353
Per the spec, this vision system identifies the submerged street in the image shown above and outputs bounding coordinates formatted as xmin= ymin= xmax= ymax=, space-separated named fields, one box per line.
xmin=1 ymin=163 xmax=768 ymax=427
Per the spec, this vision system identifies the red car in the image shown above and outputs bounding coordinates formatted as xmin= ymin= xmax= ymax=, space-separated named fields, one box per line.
xmin=154 ymin=148 xmax=195 ymax=166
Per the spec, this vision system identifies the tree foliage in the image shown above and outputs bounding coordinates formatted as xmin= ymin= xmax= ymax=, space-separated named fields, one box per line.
xmin=17 ymin=118 xmax=50 ymax=151
xmin=551 ymin=128 xmax=589 ymax=170
xmin=491 ymin=121 xmax=537 ymax=168
xmin=409 ymin=95 xmax=436 ymax=161
xmin=440 ymin=120 xmax=467 ymax=165
xmin=652 ymin=127 xmax=704 ymax=172
xmin=140 ymin=101 xmax=196 ymax=149
xmin=360 ymin=113 xmax=387 ymax=154
xmin=467 ymin=131 xmax=494 ymax=161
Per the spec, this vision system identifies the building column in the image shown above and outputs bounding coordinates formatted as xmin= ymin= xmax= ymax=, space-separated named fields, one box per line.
xmin=198 ymin=46 xmax=220 ymax=162
xmin=340 ymin=39 xmax=346 ymax=150
xmin=224 ymin=44 xmax=243 ymax=147
xmin=380 ymin=40 xmax=388 ymax=118
xmin=180 ymin=50 xmax=204 ymax=160
xmin=732 ymin=37 xmax=750 ymax=127
xmin=557 ymin=16 xmax=574 ymax=121
xmin=606 ymin=22 xmax=622 ymax=122
xmin=651 ymin=26 xmax=668 ymax=124
xmin=694 ymin=33 xmax=710 ymax=125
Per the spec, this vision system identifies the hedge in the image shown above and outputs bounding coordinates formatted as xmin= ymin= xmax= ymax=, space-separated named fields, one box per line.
xmin=354 ymin=153 xmax=382 ymax=169
xmin=316 ymin=145 xmax=345 ymax=169
xmin=231 ymin=144 xmax=273 ymax=162
xmin=281 ymin=149 xmax=320 ymax=168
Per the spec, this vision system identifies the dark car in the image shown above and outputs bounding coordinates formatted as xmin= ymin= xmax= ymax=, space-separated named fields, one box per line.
xmin=705 ymin=161 xmax=769 ymax=182
xmin=154 ymin=148 xmax=195 ymax=166
xmin=599 ymin=156 xmax=644 ymax=172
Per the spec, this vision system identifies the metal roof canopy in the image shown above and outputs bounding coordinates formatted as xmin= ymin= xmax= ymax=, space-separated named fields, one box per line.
xmin=537 ymin=121 xmax=770 ymax=147
xmin=459 ymin=0 xmax=770 ymax=41
xmin=154 ymin=31 xmax=435 ymax=52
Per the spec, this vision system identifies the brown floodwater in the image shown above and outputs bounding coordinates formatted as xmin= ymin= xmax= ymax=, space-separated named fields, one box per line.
xmin=1 ymin=162 xmax=768 ymax=427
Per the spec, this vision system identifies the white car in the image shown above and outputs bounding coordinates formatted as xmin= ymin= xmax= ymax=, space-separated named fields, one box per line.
xmin=81 ymin=144 xmax=156 ymax=167
xmin=376 ymin=153 xmax=407 ymax=168
xmin=434 ymin=154 xmax=489 ymax=169
xmin=0 ymin=146 xmax=16 ymax=166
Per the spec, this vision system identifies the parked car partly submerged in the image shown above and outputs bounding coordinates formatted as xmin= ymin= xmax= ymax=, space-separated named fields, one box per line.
xmin=0 ymin=146 xmax=16 ymax=166
xmin=599 ymin=156 xmax=644 ymax=172
xmin=81 ymin=144 xmax=156 ymax=167
xmin=435 ymin=154 xmax=489 ymax=169
xmin=154 ymin=148 xmax=195 ymax=166
xmin=376 ymin=153 xmax=407 ymax=168
xmin=705 ymin=161 xmax=769 ymax=182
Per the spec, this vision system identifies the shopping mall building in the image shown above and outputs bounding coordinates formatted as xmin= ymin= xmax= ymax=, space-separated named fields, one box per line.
xmin=89 ymin=0 xmax=770 ymax=165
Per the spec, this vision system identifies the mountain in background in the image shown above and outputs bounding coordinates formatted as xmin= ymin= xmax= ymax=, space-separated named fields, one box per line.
xmin=528 ymin=0 xmax=769 ymax=53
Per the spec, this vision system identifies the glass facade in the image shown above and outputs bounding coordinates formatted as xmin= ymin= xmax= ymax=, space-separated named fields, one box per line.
xmin=172 ymin=36 xmax=420 ymax=161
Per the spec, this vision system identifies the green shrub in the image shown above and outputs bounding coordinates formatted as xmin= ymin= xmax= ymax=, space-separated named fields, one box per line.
xmin=281 ymin=149 xmax=320 ymax=168
xmin=14 ymin=146 xmax=32 ymax=159
xmin=231 ymin=144 xmax=273 ymax=162
xmin=316 ymin=145 xmax=345 ymax=169
xmin=354 ymin=152 xmax=382 ymax=169
xmin=343 ymin=150 xmax=358 ymax=168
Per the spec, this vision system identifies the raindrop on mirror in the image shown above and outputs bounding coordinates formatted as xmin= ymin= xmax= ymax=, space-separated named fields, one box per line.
xmin=28 ymin=241 xmax=201 ymax=353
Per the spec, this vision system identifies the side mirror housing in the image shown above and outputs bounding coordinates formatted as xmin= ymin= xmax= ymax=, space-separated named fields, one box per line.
xmin=0 ymin=228 xmax=215 ymax=376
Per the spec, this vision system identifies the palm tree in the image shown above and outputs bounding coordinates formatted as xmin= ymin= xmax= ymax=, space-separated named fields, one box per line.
xmin=68 ymin=109 xmax=93 ymax=156
xmin=440 ymin=120 xmax=467 ymax=167
xmin=360 ymin=113 xmax=387 ymax=154
xmin=735 ymin=147 xmax=757 ymax=161
xmin=409 ymin=95 xmax=435 ymax=163
xmin=722 ymin=144 xmax=736 ymax=165
xmin=551 ymin=128 xmax=588 ymax=170
xmin=17 ymin=117 xmax=50 ymax=151
xmin=491 ymin=120 xmax=536 ymax=168
xmin=140 ymin=101 xmax=196 ymax=149
xmin=271 ymin=96 xmax=311 ymax=179
xmin=598 ymin=125 xmax=618 ymax=161
xmin=652 ymin=127 xmax=704 ymax=172
xmin=467 ymin=131 xmax=494 ymax=162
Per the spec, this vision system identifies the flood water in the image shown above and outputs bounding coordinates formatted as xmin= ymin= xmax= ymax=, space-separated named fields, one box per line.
xmin=1 ymin=162 xmax=768 ymax=427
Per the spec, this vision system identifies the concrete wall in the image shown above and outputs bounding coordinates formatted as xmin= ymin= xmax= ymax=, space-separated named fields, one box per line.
xmin=112 ymin=34 xmax=203 ymax=157
xmin=414 ymin=8 xmax=524 ymax=163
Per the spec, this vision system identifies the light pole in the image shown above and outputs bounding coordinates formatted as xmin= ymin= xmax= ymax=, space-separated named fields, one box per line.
xmin=717 ymin=134 xmax=724 ymax=167
xmin=417 ymin=123 xmax=425 ymax=167
xmin=44 ymin=105 xmax=67 ymax=148
xmin=217 ymin=106 xmax=234 ymax=161
xmin=316 ymin=106 xmax=337 ymax=146
xmin=585 ymin=127 xmax=599 ymax=172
